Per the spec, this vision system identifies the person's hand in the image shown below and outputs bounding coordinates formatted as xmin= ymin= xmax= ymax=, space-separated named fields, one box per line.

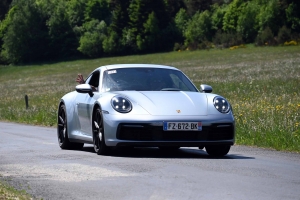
xmin=76 ymin=74 xmax=84 ymax=84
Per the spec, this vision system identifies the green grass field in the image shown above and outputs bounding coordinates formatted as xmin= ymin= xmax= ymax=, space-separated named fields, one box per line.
xmin=0 ymin=45 xmax=299 ymax=152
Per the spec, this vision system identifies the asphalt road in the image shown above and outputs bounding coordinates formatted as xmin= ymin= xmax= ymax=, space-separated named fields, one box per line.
xmin=0 ymin=122 xmax=300 ymax=200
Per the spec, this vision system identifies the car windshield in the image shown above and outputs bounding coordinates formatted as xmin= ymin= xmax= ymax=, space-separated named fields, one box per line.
xmin=101 ymin=68 xmax=198 ymax=92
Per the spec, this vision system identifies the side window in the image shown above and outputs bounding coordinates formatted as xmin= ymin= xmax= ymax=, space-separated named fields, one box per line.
xmin=86 ymin=71 xmax=100 ymax=91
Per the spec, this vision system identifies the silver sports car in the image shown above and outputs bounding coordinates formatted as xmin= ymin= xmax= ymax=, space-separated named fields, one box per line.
xmin=57 ymin=64 xmax=235 ymax=156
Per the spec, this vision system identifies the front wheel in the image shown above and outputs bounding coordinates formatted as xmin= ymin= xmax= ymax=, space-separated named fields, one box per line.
xmin=57 ymin=104 xmax=84 ymax=150
xmin=205 ymin=145 xmax=230 ymax=157
xmin=93 ymin=107 xmax=109 ymax=155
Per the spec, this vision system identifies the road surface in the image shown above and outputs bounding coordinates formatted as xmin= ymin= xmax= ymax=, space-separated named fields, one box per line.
xmin=0 ymin=122 xmax=299 ymax=200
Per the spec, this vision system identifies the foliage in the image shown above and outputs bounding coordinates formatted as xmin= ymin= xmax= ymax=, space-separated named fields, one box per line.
xmin=211 ymin=3 xmax=227 ymax=31
xmin=236 ymin=1 xmax=259 ymax=43
xmin=0 ymin=0 xmax=12 ymax=21
xmin=183 ymin=0 xmax=212 ymax=16
xmin=0 ymin=0 xmax=300 ymax=63
xmin=256 ymin=0 xmax=282 ymax=34
xmin=184 ymin=10 xmax=212 ymax=49
xmin=255 ymin=27 xmax=275 ymax=46
xmin=222 ymin=0 xmax=244 ymax=32
xmin=2 ymin=0 xmax=50 ymax=64
xmin=277 ymin=25 xmax=292 ymax=44
xmin=78 ymin=20 xmax=107 ymax=57
xmin=285 ymin=2 xmax=300 ymax=32
xmin=213 ymin=30 xmax=243 ymax=48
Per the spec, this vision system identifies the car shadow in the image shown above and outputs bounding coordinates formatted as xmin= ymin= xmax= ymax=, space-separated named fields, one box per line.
xmin=81 ymin=146 xmax=254 ymax=160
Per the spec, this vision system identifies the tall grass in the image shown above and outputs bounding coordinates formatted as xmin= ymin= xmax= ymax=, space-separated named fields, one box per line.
xmin=0 ymin=45 xmax=299 ymax=152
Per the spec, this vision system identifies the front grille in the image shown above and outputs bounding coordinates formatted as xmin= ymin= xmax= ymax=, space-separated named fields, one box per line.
xmin=116 ymin=123 xmax=234 ymax=141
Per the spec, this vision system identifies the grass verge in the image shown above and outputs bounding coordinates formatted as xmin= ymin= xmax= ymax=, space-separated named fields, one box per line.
xmin=0 ymin=45 xmax=299 ymax=152
xmin=0 ymin=179 xmax=32 ymax=200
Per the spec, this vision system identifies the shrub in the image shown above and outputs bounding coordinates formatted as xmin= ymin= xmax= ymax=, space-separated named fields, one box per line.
xmin=277 ymin=26 xmax=291 ymax=44
xmin=255 ymin=27 xmax=276 ymax=46
xmin=213 ymin=30 xmax=244 ymax=48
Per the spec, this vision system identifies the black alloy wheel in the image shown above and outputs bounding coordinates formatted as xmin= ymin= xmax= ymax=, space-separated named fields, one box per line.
xmin=93 ymin=107 xmax=109 ymax=155
xmin=57 ymin=104 xmax=84 ymax=150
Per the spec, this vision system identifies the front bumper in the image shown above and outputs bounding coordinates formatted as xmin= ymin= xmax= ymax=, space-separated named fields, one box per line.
xmin=103 ymin=114 xmax=235 ymax=147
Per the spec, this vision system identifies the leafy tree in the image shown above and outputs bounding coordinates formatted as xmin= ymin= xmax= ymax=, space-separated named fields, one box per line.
xmin=109 ymin=0 xmax=130 ymax=35
xmin=142 ymin=11 xmax=160 ymax=52
xmin=164 ymin=0 xmax=185 ymax=17
xmin=175 ymin=8 xmax=189 ymax=35
xmin=184 ymin=10 xmax=212 ymax=48
xmin=102 ymin=30 xmax=119 ymax=54
xmin=184 ymin=0 xmax=213 ymax=16
xmin=256 ymin=0 xmax=282 ymax=34
xmin=237 ymin=1 xmax=259 ymax=42
xmin=44 ymin=0 xmax=79 ymax=58
xmin=0 ymin=0 xmax=12 ymax=21
xmin=2 ymin=0 xmax=50 ymax=63
xmin=222 ymin=0 xmax=244 ymax=32
xmin=78 ymin=20 xmax=108 ymax=57
xmin=211 ymin=3 xmax=227 ymax=31
xmin=84 ymin=0 xmax=110 ymax=23
xmin=67 ymin=0 xmax=87 ymax=27
xmin=127 ymin=0 xmax=171 ymax=52
xmin=285 ymin=2 xmax=300 ymax=32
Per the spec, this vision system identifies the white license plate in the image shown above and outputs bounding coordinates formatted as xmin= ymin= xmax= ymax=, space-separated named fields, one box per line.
xmin=163 ymin=122 xmax=202 ymax=131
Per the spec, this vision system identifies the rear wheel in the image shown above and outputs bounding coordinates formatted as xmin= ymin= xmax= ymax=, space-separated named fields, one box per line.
xmin=93 ymin=107 xmax=109 ymax=155
xmin=205 ymin=145 xmax=230 ymax=157
xmin=57 ymin=104 xmax=84 ymax=150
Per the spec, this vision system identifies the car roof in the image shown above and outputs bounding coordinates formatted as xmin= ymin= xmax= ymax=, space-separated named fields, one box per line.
xmin=94 ymin=64 xmax=179 ymax=71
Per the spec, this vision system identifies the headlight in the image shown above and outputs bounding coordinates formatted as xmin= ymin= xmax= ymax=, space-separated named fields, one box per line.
xmin=111 ymin=95 xmax=132 ymax=113
xmin=213 ymin=96 xmax=230 ymax=113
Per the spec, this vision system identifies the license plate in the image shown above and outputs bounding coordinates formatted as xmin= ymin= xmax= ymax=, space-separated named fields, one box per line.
xmin=163 ymin=122 xmax=202 ymax=131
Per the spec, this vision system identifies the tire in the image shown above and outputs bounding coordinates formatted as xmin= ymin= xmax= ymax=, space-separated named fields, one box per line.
xmin=93 ymin=107 xmax=109 ymax=155
xmin=205 ymin=145 xmax=230 ymax=157
xmin=57 ymin=104 xmax=84 ymax=150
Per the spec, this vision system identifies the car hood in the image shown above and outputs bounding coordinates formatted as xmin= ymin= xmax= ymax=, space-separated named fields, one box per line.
xmin=113 ymin=91 xmax=208 ymax=116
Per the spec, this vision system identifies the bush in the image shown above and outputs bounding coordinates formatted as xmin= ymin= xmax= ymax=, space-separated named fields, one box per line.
xmin=213 ymin=30 xmax=244 ymax=48
xmin=255 ymin=27 xmax=276 ymax=46
xmin=277 ymin=26 xmax=291 ymax=44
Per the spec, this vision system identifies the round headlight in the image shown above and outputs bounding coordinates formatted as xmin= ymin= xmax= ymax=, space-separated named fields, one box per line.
xmin=213 ymin=96 xmax=230 ymax=113
xmin=111 ymin=95 xmax=132 ymax=113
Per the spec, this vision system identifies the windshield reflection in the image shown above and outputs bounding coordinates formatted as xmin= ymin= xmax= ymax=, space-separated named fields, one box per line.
xmin=102 ymin=68 xmax=197 ymax=92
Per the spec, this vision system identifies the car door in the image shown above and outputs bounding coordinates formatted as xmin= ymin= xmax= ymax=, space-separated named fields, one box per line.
xmin=76 ymin=71 xmax=100 ymax=136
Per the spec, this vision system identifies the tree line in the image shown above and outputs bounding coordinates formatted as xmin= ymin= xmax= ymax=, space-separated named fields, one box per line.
xmin=0 ymin=0 xmax=299 ymax=64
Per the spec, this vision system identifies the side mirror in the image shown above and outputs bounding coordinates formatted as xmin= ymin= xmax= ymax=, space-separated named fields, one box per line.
xmin=76 ymin=84 xmax=94 ymax=97
xmin=200 ymin=84 xmax=213 ymax=93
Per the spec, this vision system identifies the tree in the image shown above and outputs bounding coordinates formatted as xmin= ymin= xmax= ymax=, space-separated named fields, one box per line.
xmin=184 ymin=10 xmax=212 ymax=48
xmin=222 ymin=0 xmax=244 ymax=32
xmin=285 ymin=2 xmax=300 ymax=32
xmin=44 ymin=0 xmax=79 ymax=59
xmin=84 ymin=0 xmax=110 ymax=23
xmin=175 ymin=8 xmax=189 ymax=35
xmin=0 ymin=0 xmax=12 ymax=21
xmin=256 ymin=0 xmax=282 ymax=34
xmin=127 ymin=0 xmax=171 ymax=52
xmin=184 ymin=0 xmax=213 ymax=16
xmin=237 ymin=1 xmax=259 ymax=42
xmin=78 ymin=20 xmax=108 ymax=57
xmin=67 ymin=0 xmax=87 ymax=28
xmin=2 ymin=0 xmax=50 ymax=63
xmin=211 ymin=3 xmax=227 ymax=31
